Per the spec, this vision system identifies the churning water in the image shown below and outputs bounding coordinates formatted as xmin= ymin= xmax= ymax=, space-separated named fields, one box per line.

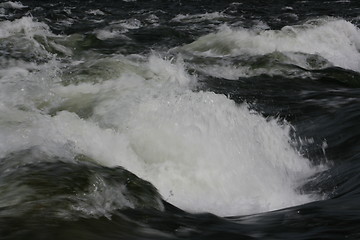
xmin=0 ymin=0 xmax=360 ymax=239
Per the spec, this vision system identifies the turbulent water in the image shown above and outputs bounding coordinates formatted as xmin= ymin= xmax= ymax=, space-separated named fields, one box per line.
xmin=0 ymin=0 xmax=360 ymax=239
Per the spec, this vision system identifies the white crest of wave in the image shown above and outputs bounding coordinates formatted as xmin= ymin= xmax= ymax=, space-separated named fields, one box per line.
xmin=182 ymin=18 xmax=360 ymax=72
xmin=171 ymin=12 xmax=232 ymax=23
xmin=125 ymin=91 xmax=318 ymax=216
xmin=0 ymin=1 xmax=27 ymax=9
xmin=0 ymin=16 xmax=72 ymax=56
xmin=0 ymin=53 xmax=322 ymax=216
xmin=94 ymin=18 xmax=142 ymax=40
xmin=86 ymin=9 xmax=105 ymax=16
xmin=0 ymin=16 xmax=51 ymax=39
xmin=94 ymin=29 xmax=127 ymax=40
xmin=146 ymin=55 xmax=193 ymax=87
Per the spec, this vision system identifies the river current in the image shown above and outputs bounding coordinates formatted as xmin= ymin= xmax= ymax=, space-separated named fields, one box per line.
xmin=0 ymin=0 xmax=360 ymax=239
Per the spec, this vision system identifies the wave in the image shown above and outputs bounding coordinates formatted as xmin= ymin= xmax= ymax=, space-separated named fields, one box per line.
xmin=0 ymin=150 xmax=164 ymax=219
xmin=0 ymin=13 xmax=327 ymax=217
xmin=1 ymin=1 xmax=360 ymax=238
xmin=179 ymin=18 xmax=360 ymax=79
xmin=0 ymin=41 xmax=324 ymax=216
xmin=0 ymin=1 xmax=27 ymax=9
xmin=171 ymin=12 xmax=232 ymax=23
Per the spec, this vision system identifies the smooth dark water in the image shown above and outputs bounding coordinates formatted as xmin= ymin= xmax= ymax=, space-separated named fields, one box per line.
xmin=1 ymin=0 xmax=360 ymax=239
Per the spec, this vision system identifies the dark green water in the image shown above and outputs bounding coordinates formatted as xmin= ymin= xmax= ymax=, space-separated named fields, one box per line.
xmin=0 ymin=0 xmax=360 ymax=239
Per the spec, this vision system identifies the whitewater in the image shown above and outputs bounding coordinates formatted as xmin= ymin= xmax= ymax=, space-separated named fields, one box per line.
xmin=1 ymin=0 xmax=360 ymax=239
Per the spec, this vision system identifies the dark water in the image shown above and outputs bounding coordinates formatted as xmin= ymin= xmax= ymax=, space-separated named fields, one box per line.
xmin=1 ymin=0 xmax=360 ymax=239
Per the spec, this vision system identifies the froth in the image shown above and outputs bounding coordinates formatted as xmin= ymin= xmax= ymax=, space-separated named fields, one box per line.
xmin=181 ymin=18 xmax=360 ymax=73
xmin=0 ymin=52 xmax=321 ymax=216
xmin=94 ymin=18 xmax=142 ymax=40
xmin=125 ymin=90 xmax=317 ymax=216
xmin=171 ymin=12 xmax=232 ymax=23
xmin=0 ymin=1 xmax=27 ymax=9
xmin=0 ymin=17 xmax=50 ymax=39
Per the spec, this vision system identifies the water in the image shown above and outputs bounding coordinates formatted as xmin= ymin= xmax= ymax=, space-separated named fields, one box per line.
xmin=0 ymin=0 xmax=360 ymax=239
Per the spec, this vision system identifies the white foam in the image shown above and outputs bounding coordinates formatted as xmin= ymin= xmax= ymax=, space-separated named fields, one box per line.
xmin=94 ymin=18 xmax=142 ymax=39
xmin=115 ymin=18 xmax=142 ymax=30
xmin=87 ymin=9 xmax=105 ymax=16
xmin=0 ymin=1 xmax=27 ymax=9
xmin=0 ymin=55 xmax=63 ymax=152
xmin=146 ymin=14 xmax=159 ymax=24
xmin=94 ymin=29 xmax=125 ymax=40
xmin=181 ymin=18 xmax=360 ymax=73
xmin=124 ymin=91 xmax=318 ymax=216
xmin=282 ymin=6 xmax=294 ymax=10
xmin=0 ymin=16 xmax=73 ymax=60
xmin=0 ymin=53 xmax=322 ymax=216
xmin=0 ymin=17 xmax=50 ymax=39
xmin=57 ymin=19 xmax=74 ymax=27
xmin=172 ymin=12 xmax=232 ymax=23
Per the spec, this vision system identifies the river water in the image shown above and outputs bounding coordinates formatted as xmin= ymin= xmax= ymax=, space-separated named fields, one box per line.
xmin=0 ymin=0 xmax=360 ymax=239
